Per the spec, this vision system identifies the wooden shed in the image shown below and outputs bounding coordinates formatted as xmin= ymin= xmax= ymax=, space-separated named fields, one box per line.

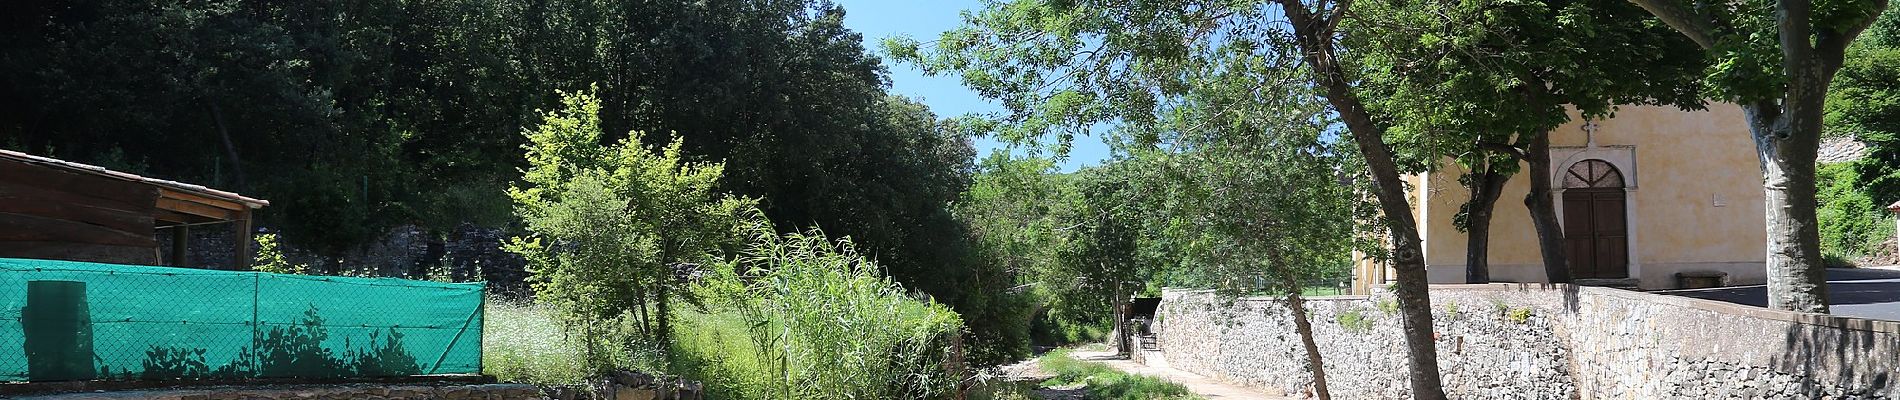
xmin=0 ymin=149 xmax=268 ymax=269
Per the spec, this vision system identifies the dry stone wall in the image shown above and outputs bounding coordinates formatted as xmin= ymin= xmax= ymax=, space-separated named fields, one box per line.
xmin=1154 ymin=284 xmax=1900 ymax=399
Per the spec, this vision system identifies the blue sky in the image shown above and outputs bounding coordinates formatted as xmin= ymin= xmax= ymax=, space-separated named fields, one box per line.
xmin=832 ymin=0 xmax=1112 ymax=172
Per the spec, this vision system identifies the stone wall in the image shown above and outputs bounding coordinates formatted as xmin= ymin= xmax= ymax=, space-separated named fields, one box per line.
xmin=1154 ymin=284 xmax=1900 ymax=399
xmin=156 ymin=223 xmax=530 ymax=293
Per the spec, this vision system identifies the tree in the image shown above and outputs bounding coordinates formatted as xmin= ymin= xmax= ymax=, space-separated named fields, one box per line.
xmin=504 ymin=89 xmax=754 ymax=369
xmin=1052 ymin=163 xmax=1155 ymax=354
xmin=886 ymin=0 xmax=1454 ymax=395
xmin=1355 ymin=0 xmax=1706 ymax=284
xmin=1149 ymin=84 xmax=1360 ymax=399
xmin=1631 ymin=0 xmax=1890 ymax=312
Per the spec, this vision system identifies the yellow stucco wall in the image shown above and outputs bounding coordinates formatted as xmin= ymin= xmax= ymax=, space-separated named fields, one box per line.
xmin=1413 ymin=104 xmax=1769 ymax=289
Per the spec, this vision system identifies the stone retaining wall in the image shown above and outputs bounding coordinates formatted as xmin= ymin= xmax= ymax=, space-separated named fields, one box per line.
xmin=1154 ymin=284 xmax=1900 ymax=399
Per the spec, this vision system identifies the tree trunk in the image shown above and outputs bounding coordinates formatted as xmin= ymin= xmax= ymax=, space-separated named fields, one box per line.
xmin=1281 ymin=273 xmax=1332 ymax=400
xmin=1112 ymin=280 xmax=1129 ymax=356
xmin=1522 ymin=132 xmax=1571 ymax=283
xmin=1274 ymin=1 xmax=1446 ymax=397
xmin=1464 ymin=164 xmax=1507 ymax=284
xmin=1741 ymin=101 xmax=1831 ymax=313
xmin=207 ymin=101 xmax=247 ymax=189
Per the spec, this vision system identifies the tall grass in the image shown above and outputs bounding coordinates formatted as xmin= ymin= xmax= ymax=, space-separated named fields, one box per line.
xmin=674 ymin=226 xmax=966 ymax=399
xmin=482 ymin=298 xmax=657 ymax=386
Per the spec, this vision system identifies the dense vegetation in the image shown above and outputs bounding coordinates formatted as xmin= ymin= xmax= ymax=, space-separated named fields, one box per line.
xmin=12 ymin=0 xmax=1900 ymax=398
xmin=0 ymin=0 xmax=1029 ymax=367
xmin=1820 ymin=11 xmax=1900 ymax=264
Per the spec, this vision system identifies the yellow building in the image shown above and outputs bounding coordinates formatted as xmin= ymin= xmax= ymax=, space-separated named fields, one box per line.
xmin=1355 ymin=104 xmax=1767 ymax=292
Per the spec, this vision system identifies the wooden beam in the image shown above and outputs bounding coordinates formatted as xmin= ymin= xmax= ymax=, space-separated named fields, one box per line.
xmin=0 ymin=161 xmax=159 ymax=209
xmin=0 ymin=212 xmax=158 ymax=247
xmin=232 ymin=210 xmax=253 ymax=270
xmin=157 ymin=196 xmax=240 ymax=221
xmin=0 ymin=182 xmax=156 ymax=233
xmin=0 ymin=241 xmax=158 ymax=265
xmin=158 ymin=188 xmax=249 ymax=212
xmin=169 ymin=225 xmax=189 ymax=267
xmin=154 ymin=209 xmax=220 ymax=226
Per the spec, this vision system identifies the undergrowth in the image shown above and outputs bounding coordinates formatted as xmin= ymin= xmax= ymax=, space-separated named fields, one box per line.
xmin=1037 ymin=349 xmax=1202 ymax=400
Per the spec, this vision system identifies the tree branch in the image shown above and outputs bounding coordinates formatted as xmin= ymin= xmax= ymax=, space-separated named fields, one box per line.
xmin=1777 ymin=0 xmax=1817 ymax=83
xmin=1478 ymin=142 xmax=1527 ymax=160
xmin=1814 ymin=0 xmax=1891 ymax=72
xmin=1628 ymin=0 xmax=1720 ymax=50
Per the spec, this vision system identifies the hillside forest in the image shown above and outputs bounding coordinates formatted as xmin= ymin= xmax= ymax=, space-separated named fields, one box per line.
xmin=5 ymin=0 xmax=1899 ymax=398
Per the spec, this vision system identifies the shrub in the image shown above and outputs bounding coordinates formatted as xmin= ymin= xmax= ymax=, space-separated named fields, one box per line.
xmin=674 ymin=224 xmax=966 ymax=399
xmin=1507 ymin=307 xmax=1534 ymax=324
xmin=1817 ymin=162 xmax=1891 ymax=264
xmin=1336 ymin=309 xmax=1373 ymax=333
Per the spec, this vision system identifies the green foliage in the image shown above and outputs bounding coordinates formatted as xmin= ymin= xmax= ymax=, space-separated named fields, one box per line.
xmin=505 ymin=89 xmax=756 ymax=372
xmin=1337 ymin=309 xmax=1374 ymax=333
xmin=1820 ymin=12 xmax=1900 ymax=264
xmin=252 ymin=234 xmax=308 ymax=275
xmin=1444 ymin=301 xmax=1461 ymax=320
xmin=1817 ymin=162 xmax=1896 ymax=263
xmin=1507 ymin=307 xmax=1535 ymax=324
xmin=1036 ymin=350 xmax=1203 ymax=400
xmin=678 ymin=222 xmax=966 ymax=400
xmin=1376 ymin=299 xmax=1400 ymax=315
xmin=1357 ymin=0 xmax=1706 ymax=160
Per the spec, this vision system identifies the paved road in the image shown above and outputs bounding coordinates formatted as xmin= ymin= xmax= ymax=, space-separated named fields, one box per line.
xmin=1661 ymin=267 xmax=1900 ymax=320
xmin=1069 ymin=350 xmax=1293 ymax=400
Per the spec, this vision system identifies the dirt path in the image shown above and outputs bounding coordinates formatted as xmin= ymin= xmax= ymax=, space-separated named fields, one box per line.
xmin=1066 ymin=350 xmax=1295 ymax=400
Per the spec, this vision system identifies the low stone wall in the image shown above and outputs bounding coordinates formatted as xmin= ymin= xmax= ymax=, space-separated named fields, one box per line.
xmin=1154 ymin=284 xmax=1900 ymax=399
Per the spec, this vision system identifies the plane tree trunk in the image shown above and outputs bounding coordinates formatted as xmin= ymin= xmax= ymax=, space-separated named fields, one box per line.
xmin=1742 ymin=101 xmax=1830 ymax=313
xmin=1522 ymin=131 xmax=1571 ymax=283
xmin=1464 ymin=163 xmax=1507 ymax=284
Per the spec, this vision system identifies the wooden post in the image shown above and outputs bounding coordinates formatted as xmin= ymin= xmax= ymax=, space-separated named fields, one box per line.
xmin=232 ymin=210 xmax=252 ymax=270
xmin=170 ymin=225 xmax=190 ymax=267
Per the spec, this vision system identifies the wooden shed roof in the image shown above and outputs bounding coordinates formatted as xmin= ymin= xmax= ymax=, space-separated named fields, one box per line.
xmin=0 ymin=149 xmax=268 ymax=226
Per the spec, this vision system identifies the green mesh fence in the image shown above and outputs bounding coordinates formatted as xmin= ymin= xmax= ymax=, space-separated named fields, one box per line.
xmin=0 ymin=257 xmax=484 ymax=382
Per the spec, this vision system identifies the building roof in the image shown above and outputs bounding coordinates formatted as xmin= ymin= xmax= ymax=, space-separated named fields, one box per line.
xmin=1889 ymin=200 xmax=1900 ymax=212
xmin=0 ymin=149 xmax=268 ymax=209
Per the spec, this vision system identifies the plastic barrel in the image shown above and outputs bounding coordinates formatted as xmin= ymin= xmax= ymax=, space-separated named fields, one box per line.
xmin=23 ymin=280 xmax=95 ymax=381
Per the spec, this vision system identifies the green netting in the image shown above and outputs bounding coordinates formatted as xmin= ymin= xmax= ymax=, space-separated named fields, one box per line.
xmin=0 ymin=257 xmax=484 ymax=382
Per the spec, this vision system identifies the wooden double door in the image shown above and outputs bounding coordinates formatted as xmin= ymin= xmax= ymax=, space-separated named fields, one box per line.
xmin=1563 ymin=188 xmax=1628 ymax=279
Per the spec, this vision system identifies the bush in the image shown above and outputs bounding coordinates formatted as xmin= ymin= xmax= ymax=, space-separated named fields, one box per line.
xmin=1818 ymin=161 xmax=1898 ymax=264
xmin=672 ymin=225 xmax=966 ymax=399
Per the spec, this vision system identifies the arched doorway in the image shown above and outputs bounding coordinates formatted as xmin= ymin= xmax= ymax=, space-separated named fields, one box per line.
xmin=1562 ymin=159 xmax=1629 ymax=279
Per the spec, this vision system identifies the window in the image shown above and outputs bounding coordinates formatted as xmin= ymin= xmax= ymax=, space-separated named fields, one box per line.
xmin=1563 ymin=159 xmax=1623 ymax=189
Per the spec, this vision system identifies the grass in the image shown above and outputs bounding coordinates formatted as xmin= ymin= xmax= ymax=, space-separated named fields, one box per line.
xmin=1038 ymin=349 xmax=1203 ymax=400
xmin=481 ymin=298 xmax=653 ymax=386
